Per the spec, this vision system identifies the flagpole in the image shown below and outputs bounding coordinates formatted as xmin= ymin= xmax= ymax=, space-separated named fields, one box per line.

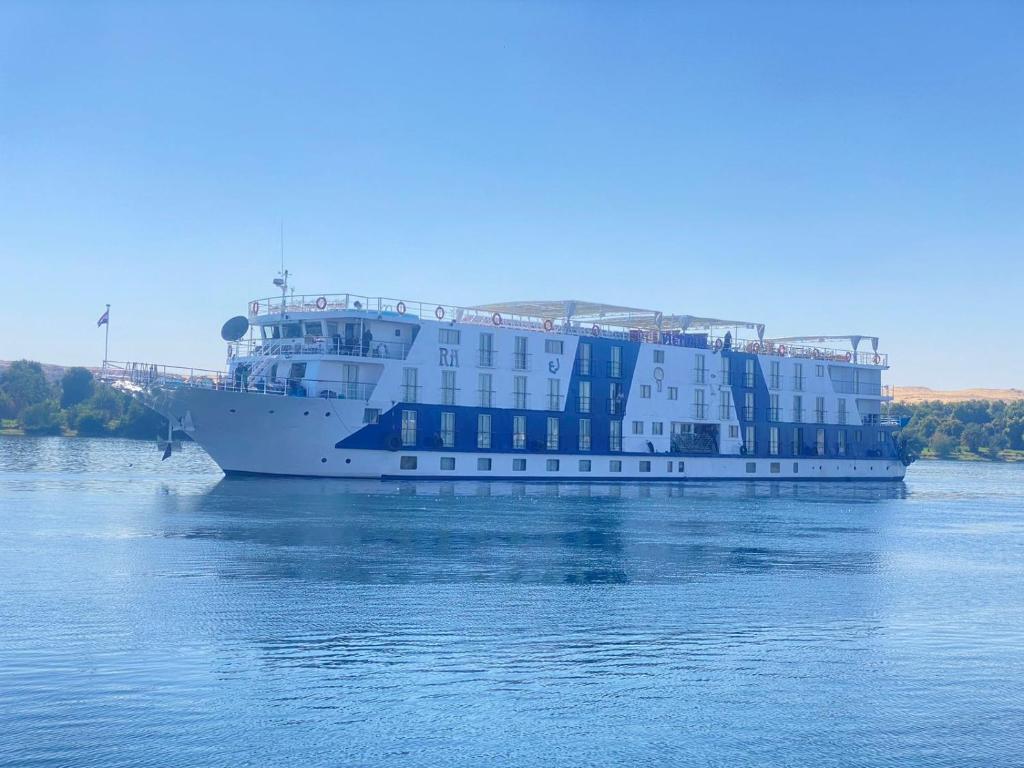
xmin=104 ymin=304 xmax=110 ymax=363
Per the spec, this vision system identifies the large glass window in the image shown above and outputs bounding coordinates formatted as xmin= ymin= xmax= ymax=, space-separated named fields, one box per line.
xmin=837 ymin=429 xmax=847 ymax=456
xmin=815 ymin=396 xmax=826 ymax=424
xmin=838 ymin=398 xmax=847 ymax=425
xmin=744 ymin=392 xmax=754 ymax=421
xmin=769 ymin=393 xmax=780 ymax=421
xmin=744 ymin=426 xmax=755 ymax=455
xmin=744 ymin=359 xmax=755 ymax=388
xmin=793 ymin=394 xmax=803 ymax=423
xmin=770 ymin=360 xmax=781 ymax=389
xmin=794 ymin=363 xmax=804 ymax=391
xmin=694 ymin=354 xmax=706 ymax=384
xmin=547 ymin=378 xmax=562 ymax=410
xmin=545 ymin=339 xmax=564 ymax=355
xmin=694 ymin=389 xmax=707 ymax=419
xmin=610 ymin=346 xmax=622 ymax=378
xmin=609 ymin=382 xmax=623 ymax=415
xmin=792 ymin=427 xmax=804 ymax=456
xmin=816 ymin=428 xmax=826 ymax=456
xmin=513 ymin=336 xmax=528 ymax=370
xmin=769 ymin=426 xmax=780 ymax=456
xmin=478 ymin=333 xmax=494 ymax=367
xmin=720 ymin=391 xmax=733 ymax=420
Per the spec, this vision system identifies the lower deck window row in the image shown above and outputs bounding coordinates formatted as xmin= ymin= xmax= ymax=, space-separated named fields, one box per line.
xmin=399 ymin=456 xmax=687 ymax=473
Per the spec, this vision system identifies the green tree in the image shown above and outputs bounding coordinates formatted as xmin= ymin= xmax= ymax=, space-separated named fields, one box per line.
xmin=20 ymin=400 xmax=63 ymax=435
xmin=0 ymin=389 xmax=15 ymax=419
xmin=73 ymin=409 xmax=110 ymax=437
xmin=929 ymin=431 xmax=956 ymax=458
xmin=987 ymin=430 xmax=1009 ymax=458
xmin=60 ymin=367 xmax=94 ymax=408
xmin=0 ymin=360 xmax=51 ymax=414
xmin=961 ymin=423 xmax=986 ymax=453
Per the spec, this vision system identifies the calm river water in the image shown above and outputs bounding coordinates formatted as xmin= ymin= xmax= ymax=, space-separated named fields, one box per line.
xmin=1 ymin=436 xmax=1022 ymax=767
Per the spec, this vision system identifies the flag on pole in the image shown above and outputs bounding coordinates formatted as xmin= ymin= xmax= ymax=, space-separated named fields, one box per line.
xmin=97 ymin=309 xmax=109 ymax=327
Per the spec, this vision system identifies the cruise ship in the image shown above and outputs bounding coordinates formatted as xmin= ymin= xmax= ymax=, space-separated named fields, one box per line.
xmin=105 ymin=282 xmax=910 ymax=481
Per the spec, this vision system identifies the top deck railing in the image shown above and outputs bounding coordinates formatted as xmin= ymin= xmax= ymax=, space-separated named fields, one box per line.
xmin=246 ymin=292 xmax=888 ymax=367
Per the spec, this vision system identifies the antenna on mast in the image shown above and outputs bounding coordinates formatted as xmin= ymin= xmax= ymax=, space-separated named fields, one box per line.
xmin=272 ymin=221 xmax=290 ymax=314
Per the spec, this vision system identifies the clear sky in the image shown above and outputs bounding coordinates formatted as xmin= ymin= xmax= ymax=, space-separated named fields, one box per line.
xmin=2 ymin=1 xmax=1021 ymax=387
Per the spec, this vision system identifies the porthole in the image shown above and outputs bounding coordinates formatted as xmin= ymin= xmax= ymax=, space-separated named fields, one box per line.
xmin=268 ymin=409 xmax=275 ymax=414
xmin=304 ymin=410 xmax=310 ymax=416
xmin=229 ymin=408 xmax=236 ymax=413
xmin=325 ymin=412 xmax=331 ymax=417
xmin=321 ymin=458 xmax=327 ymax=464
xmin=345 ymin=458 xmax=352 ymax=464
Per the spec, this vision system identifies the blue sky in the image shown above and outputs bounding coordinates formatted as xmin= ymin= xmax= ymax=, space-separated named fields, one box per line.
xmin=2 ymin=1 xmax=1021 ymax=387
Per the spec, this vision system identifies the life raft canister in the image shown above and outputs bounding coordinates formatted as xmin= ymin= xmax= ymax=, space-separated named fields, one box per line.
xmin=492 ymin=312 xmax=502 ymax=326
xmin=315 ymin=296 xmax=327 ymax=310
xmin=435 ymin=306 xmax=445 ymax=320
xmin=396 ymin=301 xmax=407 ymax=315
xmin=543 ymin=319 xmax=554 ymax=332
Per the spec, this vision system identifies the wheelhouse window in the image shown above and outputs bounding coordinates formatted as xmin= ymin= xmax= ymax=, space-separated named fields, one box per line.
xmin=282 ymin=323 xmax=302 ymax=339
xmin=304 ymin=321 xmax=323 ymax=337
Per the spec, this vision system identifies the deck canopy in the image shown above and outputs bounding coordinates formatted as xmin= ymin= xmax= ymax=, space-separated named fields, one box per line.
xmin=470 ymin=299 xmax=763 ymax=335
xmin=766 ymin=335 xmax=880 ymax=352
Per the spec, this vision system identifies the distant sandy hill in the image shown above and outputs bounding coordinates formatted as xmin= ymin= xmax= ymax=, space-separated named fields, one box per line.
xmin=894 ymin=386 xmax=1024 ymax=404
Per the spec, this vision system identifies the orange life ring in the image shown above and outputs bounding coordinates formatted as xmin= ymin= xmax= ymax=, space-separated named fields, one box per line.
xmin=315 ymin=296 xmax=327 ymax=310
xmin=435 ymin=306 xmax=445 ymax=321
xmin=714 ymin=338 xmax=723 ymax=351
xmin=396 ymin=301 xmax=406 ymax=315
xmin=591 ymin=324 xmax=601 ymax=337
xmin=844 ymin=352 xmax=852 ymax=362
xmin=543 ymin=319 xmax=554 ymax=332
xmin=873 ymin=354 xmax=881 ymax=365
xmin=778 ymin=344 xmax=787 ymax=356
xmin=492 ymin=312 xmax=502 ymax=326
xmin=249 ymin=301 xmax=259 ymax=315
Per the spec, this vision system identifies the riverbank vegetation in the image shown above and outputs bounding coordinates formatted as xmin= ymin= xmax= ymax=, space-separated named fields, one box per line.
xmin=890 ymin=399 xmax=1024 ymax=462
xmin=0 ymin=360 xmax=166 ymax=438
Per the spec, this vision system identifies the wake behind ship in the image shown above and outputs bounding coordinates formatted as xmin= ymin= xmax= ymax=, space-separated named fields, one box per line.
xmin=105 ymin=285 xmax=910 ymax=481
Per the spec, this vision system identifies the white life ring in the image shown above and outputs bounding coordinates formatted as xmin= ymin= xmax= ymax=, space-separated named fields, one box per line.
xmin=591 ymin=324 xmax=601 ymax=337
xmin=543 ymin=319 xmax=554 ymax=332
xmin=714 ymin=338 xmax=723 ymax=352
xmin=249 ymin=301 xmax=259 ymax=315
xmin=315 ymin=296 xmax=327 ymax=310
xmin=435 ymin=306 xmax=445 ymax=321
xmin=873 ymin=354 xmax=881 ymax=365
xmin=396 ymin=301 xmax=407 ymax=315
xmin=492 ymin=312 xmax=502 ymax=326
xmin=778 ymin=344 xmax=787 ymax=356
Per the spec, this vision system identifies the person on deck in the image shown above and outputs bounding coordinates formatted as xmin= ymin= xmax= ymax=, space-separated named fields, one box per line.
xmin=362 ymin=327 xmax=373 ymax=357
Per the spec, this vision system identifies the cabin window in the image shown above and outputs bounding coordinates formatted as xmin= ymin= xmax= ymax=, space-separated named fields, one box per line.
xmin=547 ymin=378 xmax=562 ymax=410
xmin=441 ymin=370 xmax=456 ymax=405
xmin=578 ymin=419 xmax=591 ymax=451
xmin=579 ymin=460 xmax=591 ymax=472
xmin=609 ymin=460 xmax=622 ymax=472
xmin=402 ymin=368 xmax=418 ymax=403
xmin=694 ymin=354 xmax=706 ymax=384
xmin=652 ymin=422 xmax=664 ymax=436
xmin=816 ymin=428 xmax=826 ymax=456
xmin=770 ymin=393 xmax=780 ymax=421
xmin=677 ymin=461 xmax=685 ymax=472
xmin=608 ymin=382 xmax=623 ymax=415
xmin=816 ymin=364 xmax=825 ymax=377
xmin=632 ymin=421 xmax=644 ymax=435
xmin=513 ymin=415 xmax=526 ymax=449
xmin=640 ymin=385 xmax=651 ymax=399
xmin=440 ymin=457 xmax=456 ymax=471
xmin=477 ymin=414 xmax=492 ymax=449
xmin=513 ymin=336 xmax=528 ymax=370
xmin=578 ymin=380 xmax=591 ymax=413
xmin=668 ymin=386 xmax=678 ymax=401
xmin=793 ymin=395 xmax=803 ymax=423
xmin=479 ymin=373 xmax=494 ymax=407
xmin=770 ymin=360 xmax=781 ymax=389
xmin=439 ymin=328 xmax=460 ymax=345
xmin=578 ymin=342 xmax=592 ymax=375
xmin=545 ymin=339 xmax=563 ymax=355
xmin=729 ymin=425 xmax=739 ymax=439
xmin=513 ymin=458 xmax=527 ymax=471
xmin=720 ymin=391 xmax=733 ymax=420
xmin=639 ymin=460 xmax=651 ymax=473
xmin=546 ymin=417 xmax=559 ymax=450
xmin=770 ymin=462 xmax=781 ymax=474
xmin=513 ymin=376 xmax=528 ymax=409
xmin=695 ymin=389 xmax=707 ymax=420
xmin=769 ymin=427 xmax=779 ymax=455
xmin=400 ymin=456 xmax=417 ymax=470
xmin=744 ymin=359 xmax=755 ymax=388
xmin=609 ymin=420 xmax=622 ymax=452
xmin=794 ymin=363 xmax=804 ymax=390
xmin=746 ymin=462 xmax=756 ymax=473
xmin=653 ymin=349 xmax=665 ymax=364
xmin=744 ymin=426 xmax=755 ymax=454
xmin=793 ymin=427 xmax=804 ymax=456
xmin=478 ymin=333 xmax=494 ymax=367
xmin=838 ymin=430 xmax=847 ymax=456
xmin=363 ymin=408 xmax=380 ymax=424
xmin=743 ymin=392 xmax=754 ymax=421
xmin=477 ymin=458 xmax=492 ymax=471
xmin=546 ymin=459 xmax=560 ymax=472
xmin=610 ymin=346 xmax=622 ymax=377
xmin=401 ymin=410 xmax=417 ymax=446
xmin=304 ymin=321 xmax=323 ymax=337
xmin=440 ymin=412 xmax=455 ymax=448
